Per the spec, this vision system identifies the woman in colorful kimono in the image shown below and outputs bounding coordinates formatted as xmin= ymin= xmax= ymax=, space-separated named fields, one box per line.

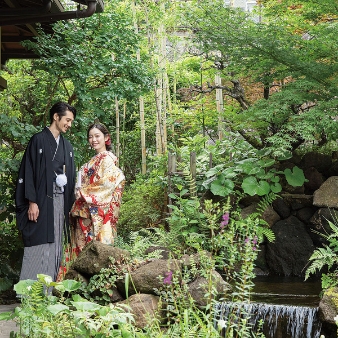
xmin=70 ymin=122 xmax=125 ymax=254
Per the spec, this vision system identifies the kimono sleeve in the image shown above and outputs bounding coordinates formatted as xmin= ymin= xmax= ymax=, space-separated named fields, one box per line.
xmin=79 ymin=155 xmax=124 ymax=207
xmin=15 ymin=137 xmax=39 ymax=230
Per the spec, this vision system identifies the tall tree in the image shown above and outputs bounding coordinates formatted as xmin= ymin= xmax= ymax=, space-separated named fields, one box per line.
xmin=184 ymin=0 xmax=338 ymax=155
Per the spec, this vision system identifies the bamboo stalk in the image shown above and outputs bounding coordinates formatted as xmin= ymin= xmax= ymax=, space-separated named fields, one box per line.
xmin=133 ymin=0 xmax=147 ymax=173
xmin=115 ymin=97 xmax=120 ymax=166
xmin=215 ymin=72 xmax=224 ymax=141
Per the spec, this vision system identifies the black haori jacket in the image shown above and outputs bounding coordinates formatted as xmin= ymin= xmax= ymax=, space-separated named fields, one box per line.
xmin=15 ymin=127 xmax=75 ymax=247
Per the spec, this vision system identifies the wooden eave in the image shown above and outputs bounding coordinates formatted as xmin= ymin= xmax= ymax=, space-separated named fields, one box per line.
xmin=0 ymin=0 xmax=104 ymax=90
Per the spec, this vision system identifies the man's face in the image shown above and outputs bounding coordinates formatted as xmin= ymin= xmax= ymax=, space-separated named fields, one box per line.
xmin=54 ymin=110 xmax=74 ymax=134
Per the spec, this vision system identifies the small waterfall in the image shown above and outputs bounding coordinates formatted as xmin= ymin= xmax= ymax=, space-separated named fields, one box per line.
xmin=215 ymin=302 xmax=322 ymax=338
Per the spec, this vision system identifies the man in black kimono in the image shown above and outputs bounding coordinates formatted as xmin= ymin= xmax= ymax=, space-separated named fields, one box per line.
xmin=15 ymin=101 xmax=76 ymax=282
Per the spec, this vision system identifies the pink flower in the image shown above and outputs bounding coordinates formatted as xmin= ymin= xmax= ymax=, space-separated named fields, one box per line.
xmin=163 ymin=271 xmax=173 ymax=285
xmin=220 ymin=212 xmax=230 ymax=228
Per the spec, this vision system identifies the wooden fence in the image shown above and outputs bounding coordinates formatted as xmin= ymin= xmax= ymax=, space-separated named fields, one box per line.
xmin=167 ymin=152 xmax=213 ymax=212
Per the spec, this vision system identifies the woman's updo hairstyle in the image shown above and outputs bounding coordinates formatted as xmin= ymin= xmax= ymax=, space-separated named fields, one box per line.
xmin=87 ymin=122 xmax=112 ymax=151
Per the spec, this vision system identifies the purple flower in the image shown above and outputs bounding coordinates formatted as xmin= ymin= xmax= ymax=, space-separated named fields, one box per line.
xmin=220 ymin=212 xmax=230 ymax=228
xmin=163 ymin=271 xmax=173 ymax=285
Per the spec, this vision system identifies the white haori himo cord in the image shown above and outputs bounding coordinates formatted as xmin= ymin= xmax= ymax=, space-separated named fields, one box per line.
xmin=55 ymin=165 xmax=67 ymax=192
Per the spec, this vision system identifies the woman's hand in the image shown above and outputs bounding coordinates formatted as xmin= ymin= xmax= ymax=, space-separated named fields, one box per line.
xmin=75 ymin=188 xmax=81 ymax=200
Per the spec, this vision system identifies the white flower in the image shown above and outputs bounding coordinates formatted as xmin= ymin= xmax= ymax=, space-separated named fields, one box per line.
xmin=70 ymin=152 xmax=72 ymax=157
xmin=19 ymin=178 xmax=23 ymax=183
xmin=39 ymin=149 xmax=42 ymax=153
xmin=218 ymin=319 xmax=227 ymax=329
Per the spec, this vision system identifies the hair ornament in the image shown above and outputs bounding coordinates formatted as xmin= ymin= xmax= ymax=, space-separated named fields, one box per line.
xmin=105 ymin=136 xmax=111 ymax=146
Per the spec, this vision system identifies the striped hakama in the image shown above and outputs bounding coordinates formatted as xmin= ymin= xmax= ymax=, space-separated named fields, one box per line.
xmin=19 ymin=184 xmax=64 ymax=282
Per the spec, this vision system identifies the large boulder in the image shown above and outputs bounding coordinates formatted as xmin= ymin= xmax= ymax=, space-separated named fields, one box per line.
xmin=313 ymin=177 xmax=338 ymax=208
xmin=303 ymin=167 xmax=324 ymax=193
xmin=300 ymin=152 xmax=332 ymax=174
xmin=119 ymin=294 xmax=163 ymax=329
xmin=241 ymin=203 xmax=280 ymax=227
xmin=71 ymin=240 xmax=130 ymax=276
xmin=188 ymin=270 xmax=231 ymax=308
xmin=272 ymin=197 xmax=291 ymax=219
xmin=266 ymin=216 xmax=314 ymax=276
xmin=319 ymin=287 xmax=338 ymax=325
xmin=117 ymin=259 xmax=182 ymax=297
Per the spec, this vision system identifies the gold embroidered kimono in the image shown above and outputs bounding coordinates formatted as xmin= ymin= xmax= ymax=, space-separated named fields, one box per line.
xmin=70 ymin=151 xmax=125 ymax=253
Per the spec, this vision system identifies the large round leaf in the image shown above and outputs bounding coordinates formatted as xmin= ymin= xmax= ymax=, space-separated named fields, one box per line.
xmin=47 ymin=304 xmax=69 ymax=315
xmin=256 ymin=180 xmax=271 ymax=196
xmin=210 ymin=178 xmax=235 ymax=197
xmin=284 ymin=166 xmax=306 ymax=187
xmin=242 ymin=176 xmax=258 ymax=196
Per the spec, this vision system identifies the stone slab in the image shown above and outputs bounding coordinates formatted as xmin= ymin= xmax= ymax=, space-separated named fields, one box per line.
xmin=0 ymin=304 xmax=19 ymax=338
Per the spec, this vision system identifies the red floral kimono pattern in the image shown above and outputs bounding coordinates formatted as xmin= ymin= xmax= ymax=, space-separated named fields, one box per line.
xmin=70 ymin=151 xmax=125 ymax=253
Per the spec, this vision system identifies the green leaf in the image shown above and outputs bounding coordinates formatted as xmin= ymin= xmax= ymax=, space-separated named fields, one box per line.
xmin=0 ymin=311 xmax=14 ymax=320
xmin=37 ymin=274 xmax=53 ymax=286
xmin=47 ymin=304 xmax=69 ymax=315
xmin=60 ymin=279 xmax=82 ymax=292
xmin=248 ymin=167 xmax=265 ymax=176
xmin=242 ymin=176 xmax=258 ymax=196
xmin=256 ymin=180 xmax=271 ymax=196
xmin=258 ymin=158 xmax=276 ymax=168
xmin=270 ymin=182 xmax=282 ymax=193
xmin=284 ymin=166 xmax=306 ymax=187
xmin=71 ymin=301 xmax=101 ymax=312
xmin=13 ymin=279 xmax=36 ymax=295
xmin=210 ymin=178 xmax=235 ymax=197
xmin=179 ymin=189 xmax=189 ymax=197
xmin=270 ymin=176 xmax=280 ymax=183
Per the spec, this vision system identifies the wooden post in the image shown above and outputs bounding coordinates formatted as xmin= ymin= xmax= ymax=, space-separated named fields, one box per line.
xmin=132 ymin=0 xmax=147 ymax=174
xmin=190 ymin=152 xmax=196 ymax=179
xmin=209 ymin=152 xmax=213 ymax=168
xmin=115 ymin=97 xmax=120 ymax=166
xmin=167 ymin=152 xmax=176 ymax=214
xmin=215 ymin=72 xmax=224 ymax=141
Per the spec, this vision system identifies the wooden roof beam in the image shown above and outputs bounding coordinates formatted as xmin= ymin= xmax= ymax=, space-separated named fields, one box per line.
xmin=0 ymin=1 xmax=100 ymax=27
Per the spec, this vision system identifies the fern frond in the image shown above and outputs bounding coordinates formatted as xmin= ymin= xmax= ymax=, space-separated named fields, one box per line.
xmin=30 ymin=280 xmax=45 ymax=310
xmin=305 ymin=246 xmax=337 ymax=280
xmin=256 ymin=226 xmax=275 ymax=243
xmin=327 ymin=220 xmax=338 ymax=240
xmin=183 ymin=169 xmax=197 ymax=198
xmin=256 ymin=192 xmax=278 ymax=215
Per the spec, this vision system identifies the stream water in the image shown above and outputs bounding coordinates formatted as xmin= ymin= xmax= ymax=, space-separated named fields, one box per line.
xmin=216 ymin=276 xmax=337 ymax=338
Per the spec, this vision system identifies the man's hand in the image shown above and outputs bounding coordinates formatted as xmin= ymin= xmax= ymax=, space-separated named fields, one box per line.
xmin=28 ymin=201 xmax=39 ymax=222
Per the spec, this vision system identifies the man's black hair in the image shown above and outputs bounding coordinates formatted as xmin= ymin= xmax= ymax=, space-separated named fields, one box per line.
xmin=49 ymin=101 xmax=76 ymax=124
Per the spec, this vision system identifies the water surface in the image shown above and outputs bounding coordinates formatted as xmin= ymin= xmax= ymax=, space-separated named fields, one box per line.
xmin=252 ymin=276 xmax=322 ymax=307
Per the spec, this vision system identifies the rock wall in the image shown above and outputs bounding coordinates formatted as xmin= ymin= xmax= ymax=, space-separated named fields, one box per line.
xmin=242 ymin=151 xmax=338 ymax=277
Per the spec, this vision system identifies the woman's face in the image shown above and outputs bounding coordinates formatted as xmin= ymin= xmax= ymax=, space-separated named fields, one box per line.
xmin=88 ymin=127 xmax=108 ymax=153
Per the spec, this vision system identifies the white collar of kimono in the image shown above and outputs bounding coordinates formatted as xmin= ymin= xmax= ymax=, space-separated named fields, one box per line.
xmin=47 ymin=127 xmax=60 ymax=145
